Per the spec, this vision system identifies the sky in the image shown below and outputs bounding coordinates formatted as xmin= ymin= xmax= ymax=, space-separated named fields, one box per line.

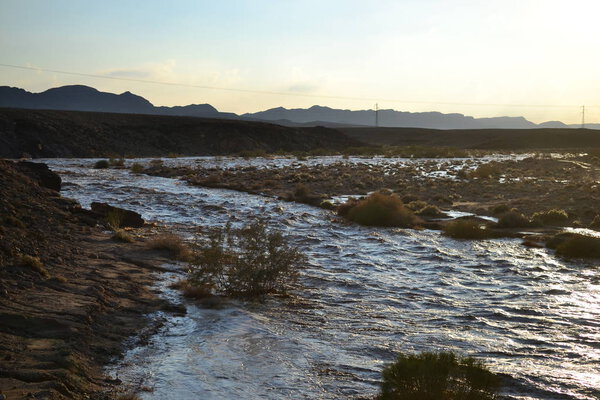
xmin=1 ymin=0 xmax=599 ymax=124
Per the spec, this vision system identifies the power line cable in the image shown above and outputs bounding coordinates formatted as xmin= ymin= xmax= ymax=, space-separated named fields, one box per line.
xmin=0 ymin=62 xmax=595 ymax=109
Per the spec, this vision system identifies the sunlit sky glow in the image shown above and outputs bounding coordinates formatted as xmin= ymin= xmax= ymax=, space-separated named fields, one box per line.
xmin=1 ymin=0 xmax=600 ymax=123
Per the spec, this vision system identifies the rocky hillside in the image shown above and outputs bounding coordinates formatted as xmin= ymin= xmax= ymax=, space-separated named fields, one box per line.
xmin=0 ymin=108 xmax=363 ymax=158
xmin=341 ymin=126 xmax=600 ymax=150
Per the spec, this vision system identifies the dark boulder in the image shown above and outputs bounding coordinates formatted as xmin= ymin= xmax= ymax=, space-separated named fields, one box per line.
xmin=15 ymin=162 xmax=61 ymax=191
xmin=90 ymin=202 xmax=144 ymax=228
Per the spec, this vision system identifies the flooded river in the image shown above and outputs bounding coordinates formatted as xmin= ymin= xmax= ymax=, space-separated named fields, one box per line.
xmin=45 ymin=157 xmax=599 ymax=399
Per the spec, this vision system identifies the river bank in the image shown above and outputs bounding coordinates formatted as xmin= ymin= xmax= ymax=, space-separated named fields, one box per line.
xmin=0 ymin=160 xmax=184 ymax=400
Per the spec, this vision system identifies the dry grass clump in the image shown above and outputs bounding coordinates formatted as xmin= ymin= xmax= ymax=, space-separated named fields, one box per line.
xmin=112 ymin=229 xmax=134 ymax=243
xmin=531 ymin=209 xmax=569 ymax=226
xmin=378 ymin=352 xmax=500 ymax=400
xmin=147 ymin=233 xmax=193 ymax=261
xmin=170 ymin=279 xmax=213 ymax=299
xmin=443 ymin=219 xmax=494 ymax=239
xmin=17 ymin=254 xmax=49 ymax=278
xmin=338 ymin=192 xmax=419 ymax=228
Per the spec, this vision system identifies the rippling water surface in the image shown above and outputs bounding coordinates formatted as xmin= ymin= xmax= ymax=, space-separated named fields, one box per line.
xmin=44 ymin=157 xmax=599 ymax=400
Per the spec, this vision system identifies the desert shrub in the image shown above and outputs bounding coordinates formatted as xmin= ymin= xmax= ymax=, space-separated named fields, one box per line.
xmin=294 ymin=183 xmax=311 ymax=199
xmin=443 ymin=219 xmax=494 ymax=239
xmin=470 ymin=163 xmax=501 ymax=179
xmin=188 ymin=220 xmax=306 ymax=298
xmin=531 ymin=209 xmax=569 ymax=226
xmin=94 ymin=160 xmax=110 ymax=169
xmin=496 ymin=211 xmax=530 ymax=228
xmin=415 ymin=205 xmax=447 ymax=218
xmin=456 ymin=168 xmax=469 ymax=179
xmin=378 ymin=352 xmax=500 ymax=400
xmin=130 ymin=163 xmax=145 ymax=173
xmin=147 ymin=233 xmax=193 ymax=262
xmin=340 ymin=192 xmax=419 ymax=228
xmin=553 ymin=234 xmax=600 ymax=258
xmin=149 ymin=159 xmax=164 ymax=167
xmin=117 ymin=394 xmax=142 ymax=400
xmin=112 ymin=229 xmax=134 ymax=243
xmin=17 ymin=254 xmax=49 ymax=278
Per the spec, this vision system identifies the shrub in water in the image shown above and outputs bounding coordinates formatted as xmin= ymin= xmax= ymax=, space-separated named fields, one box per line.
xmin=531 ymin=209 xmax=569 ymax=226
xmin=189 ymin=220 xmax=306 ymax=299
xmin=415 ymin=205 xmax=447 ymax=218
xmin=378 ymin=351 xmax=500 ymax=400
xmin=94 ymin=160 xmax=109 ymax=169
xmin=443 ymin=219 xmax=494 ymax=239
xmin=130 ymin=162 xmax=145 ymax=173
xmin=552 ymin=233 xmax=600 ymax=258
xmin=496 ymin=211 xmax=530 ymax=228
xmin=340 ymin=192 xmax=419 ymax=228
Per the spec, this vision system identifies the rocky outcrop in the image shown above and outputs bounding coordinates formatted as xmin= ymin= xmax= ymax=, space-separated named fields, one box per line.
xmin=91 ymin=202 xmax=144 ymax=228
xmin=15 ymin=161 xmax=61 ymax=191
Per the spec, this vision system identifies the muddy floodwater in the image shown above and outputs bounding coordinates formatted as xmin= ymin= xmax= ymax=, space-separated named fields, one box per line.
xmin=45 ymin=157 xmax=599 ymax=400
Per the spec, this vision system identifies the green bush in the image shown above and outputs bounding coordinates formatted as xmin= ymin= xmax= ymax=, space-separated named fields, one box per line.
xmin=94 ymin=160 xmax=110 ymax=169
xmin=415 ymin=205 xmax=447 ymax=218
xmin=443 ymin=219 xmax=494 ymax=239
xmin=339 ymin=192 xmax=419 ymax=228
xmin=531 ymin=209 xmax=569 ymax=226
xmin=378 ymin=352 xmax=500 ymax=400
xmin=189 ymin=220 xmax=306 ymax=298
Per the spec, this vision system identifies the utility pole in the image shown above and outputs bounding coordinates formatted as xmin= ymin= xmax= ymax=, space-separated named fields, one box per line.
xmin=375 ymin=103 xmax=379 ymax=127
xmin=582 ymin=105 xmax=585 ymax=129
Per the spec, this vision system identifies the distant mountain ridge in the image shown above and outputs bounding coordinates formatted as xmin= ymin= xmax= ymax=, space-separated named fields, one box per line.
xmin=1 ymin=85 xmax=596 ymax=129
xmin=0 ymin=85 xmax=235 ymax=119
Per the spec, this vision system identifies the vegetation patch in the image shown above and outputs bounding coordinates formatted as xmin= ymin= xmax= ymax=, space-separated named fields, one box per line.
xmin=338 ymin=192 xmax=420 ymax=228
xmin=415 ymin=205 xmax=447 ymax=218
xmin=147 ymin=233 xmax=193 ymax=261
xmin=531 ymin=209 xmax=569 ymax=226
xmin=17 ymin=254 xmax=49 ymax=278
xmin=188 ymin=220 xmax=306 ymax=299
xmin=130 ymin=162 xmax=145 ymax=173
xmin=547 ymin=233 xmax=600 ymax=258
xmin=378 ymin=351 xmax=500 ymax=400
xmin=443 ymin=219 xmax=495 ymax=240
xmin=112 ymin=229 xmax=134 ymax=243
xmin=496 ymin=211 xmax=530 ymax=228
xmin=470 ymin=163 xmax=501 ymax=179
xmin=93 ymin=159 xmax=109 ymax=169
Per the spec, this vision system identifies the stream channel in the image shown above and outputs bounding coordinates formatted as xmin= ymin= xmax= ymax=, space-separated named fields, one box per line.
xmin=44 ymin=157 xmax=599 ymax=400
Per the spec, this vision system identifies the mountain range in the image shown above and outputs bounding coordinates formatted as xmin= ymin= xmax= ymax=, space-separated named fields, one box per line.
xmin=1 ymin=85 xmax=596 ymax=130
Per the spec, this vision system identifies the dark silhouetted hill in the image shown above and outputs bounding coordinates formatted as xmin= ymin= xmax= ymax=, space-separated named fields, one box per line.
xmin=0 ymin=108 xmax=363 ymax=158
xmin=341 ymin=126 xmax=600 ymax=150
xmin=0 ymin=85 xmax=236 ymax=119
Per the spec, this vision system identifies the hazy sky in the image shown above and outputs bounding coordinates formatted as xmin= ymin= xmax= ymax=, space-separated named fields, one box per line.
xmin=1 ymin=0 xmax=599 ymax=123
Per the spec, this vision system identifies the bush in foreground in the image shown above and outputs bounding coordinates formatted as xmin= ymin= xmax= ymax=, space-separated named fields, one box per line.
xmin=496 ymin=211 xmax=530 ymax=228
xmin=378 ymin=352 xmax=500 ymax=400
xmin=188 ymin=220 xmax=306 ymax=299
xmin=339 ymin=192 xmax=419 ymax=228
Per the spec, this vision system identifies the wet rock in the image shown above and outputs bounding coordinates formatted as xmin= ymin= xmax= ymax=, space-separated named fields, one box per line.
xmin=15 ymin=162 xmax=61 ymax=191
xmin=90 ymin=202 xmax=144 ymax=228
